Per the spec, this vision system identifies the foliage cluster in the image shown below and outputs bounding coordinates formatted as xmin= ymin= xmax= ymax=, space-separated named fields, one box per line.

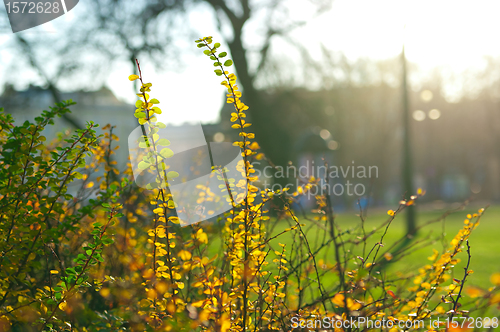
xmin=0 ymin=38 xmax=499 ymax=332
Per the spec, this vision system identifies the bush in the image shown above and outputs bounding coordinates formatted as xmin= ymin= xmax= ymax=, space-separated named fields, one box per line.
xmin=0 ymin=37 xmax=498 ymax=331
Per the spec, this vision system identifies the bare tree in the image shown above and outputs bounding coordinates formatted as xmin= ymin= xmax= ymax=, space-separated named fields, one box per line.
xmin=200 ymin=0 xmax=332 ymax=179
xmin=2 ymin=0 xmax=332 ymax=171
xmin=2 ymin=0 xmax=190 ymax=128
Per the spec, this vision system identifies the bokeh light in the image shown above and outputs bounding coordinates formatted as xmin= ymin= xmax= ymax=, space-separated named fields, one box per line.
xmin=421 ymin=90 xmax=433 ymax=102
xmin=320 ymin=129 xmax=331 ymax=139
xmin=328 ymin=140 xmax=339 ymax=150
xmin=213 ymin=132 xmax=225 ymax=142
xmin=428 ymin=109 xmax=441 ymax=120
xmin=413 ymin=110 xmax=426 ymax=121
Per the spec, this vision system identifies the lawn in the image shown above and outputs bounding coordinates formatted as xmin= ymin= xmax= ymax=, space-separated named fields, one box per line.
xmin=202 ymin=202 xmax=500 ymax=317
xmin=206 ymin=203 xmax=500 ymax=285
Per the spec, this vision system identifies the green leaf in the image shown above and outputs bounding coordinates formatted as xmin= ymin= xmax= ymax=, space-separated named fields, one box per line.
xmin=219 ymin=52 xmax=227 ymax=58
xmin=167 ymin=171 xmax=179 ymax=179
xmin=86 ymin=250 xmax=93 ymax=256
xmin=102 ymin=238 xmax=114 ymax=245
xmin=210 ymin=56 xmax=217 ymax=60
xmin=214 ymin=42 xmax=220 ymax=48
xmin=135 ymin=112 xmax=146 ymax=118
xmin=135 ymin=100 xmax=143 ymax=108
xmin=150 ymin=98 xmax=160 ymax=104
xmin=213 ymin=62 xmax=221 ymax=67
xmin=157 ymin=138 xmax=170 ymax=146
xmin=139 ymin=141 xmax=150 ymax=148
xmin=203 ymin=50 xmax=210 ymax=55
xmin=197 ymin=43 xmax=205 ymax=48
xmin=160 ymin=148 xmax=174 ymax=159
xmin=224 ymin=60 xmax=233 ymax=66
xmin=138 ymin=161 xmax=151 ymax=170
xmin=214 ymin=70 xmax=223 ymax=76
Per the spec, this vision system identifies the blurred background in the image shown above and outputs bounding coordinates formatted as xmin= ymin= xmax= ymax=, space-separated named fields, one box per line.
xmin=1 ymin=0 xmax=500 ymax=215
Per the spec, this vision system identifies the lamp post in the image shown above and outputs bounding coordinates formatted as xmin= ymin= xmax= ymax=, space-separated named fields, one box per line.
xmin=401 ymin=30 xmax=416 ymax=235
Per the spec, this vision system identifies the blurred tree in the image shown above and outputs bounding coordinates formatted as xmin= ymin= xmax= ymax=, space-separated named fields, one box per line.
xmin=12 ymin=35 xmax=83 ymax=128
xmin=1 ymin=0 xmax=189 ymax=128
xmin=201 ymin=0 xmax=332 ymax=179
xmin=86 ymin=0 xmax=189 ymax=85
xmin=401 ymin=42 xmax=416 ymax=235
xmin=2 ymin=0 xmax=332 ymax=172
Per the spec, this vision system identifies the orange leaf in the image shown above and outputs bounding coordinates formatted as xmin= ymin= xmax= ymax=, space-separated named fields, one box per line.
xmin=387 ymin=290 xmax=397 ymax=299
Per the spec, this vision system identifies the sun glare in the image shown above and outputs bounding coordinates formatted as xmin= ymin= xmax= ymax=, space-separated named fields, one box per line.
xmin=310 ymin=0 xmax=500 ymax=70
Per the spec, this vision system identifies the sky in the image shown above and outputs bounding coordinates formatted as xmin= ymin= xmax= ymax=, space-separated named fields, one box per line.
xmin=1 ymin=0 xmax=500 ymax=125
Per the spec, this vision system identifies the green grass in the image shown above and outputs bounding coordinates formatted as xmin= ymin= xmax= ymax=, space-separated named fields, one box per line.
xmin=203 ymin=203 xmax=500 ymax=315
xmin=262 ymin=204 xmax=500 ymax=287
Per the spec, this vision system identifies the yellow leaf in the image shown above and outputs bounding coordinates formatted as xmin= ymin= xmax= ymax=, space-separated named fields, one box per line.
xmin=491 ymin=272 xmax=500 ymax=286
xmin=50 ymin=270 xmax=59 ymax=274
xmin=192 ymin=300 xmax=205 ymax=307
xmin=491 ymin=293 xmax=500 ymax=304
xmin=58 ymin=301 xmax=67 ymax=311
xmin=387 ymin=210 xmax=395 ymax=217
xmin=128 ymin=74 xmax=139 ymax=81
xmin=347 ymin=298 xmax=362 ymax=310
xmin=332 ymin=293 xmax=345 ymax=306
xmin=465 ymin=287 xmax=483 ymax=298
xmin=100 ymin=288 xmax=110 ymax=297
xmin=169 ymin=216 xmax=180 ymax=224
xmin=178 ymin=250 xmax=192 ymax=261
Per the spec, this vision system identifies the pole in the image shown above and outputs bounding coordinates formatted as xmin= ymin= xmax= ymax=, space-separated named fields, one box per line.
xmin=401 ymin=33 xmax=416 ymax=235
